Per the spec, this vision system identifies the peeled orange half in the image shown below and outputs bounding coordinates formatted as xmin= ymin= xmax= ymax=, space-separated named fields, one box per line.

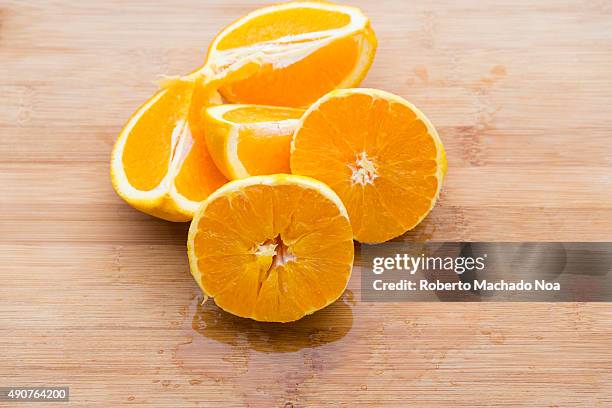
xmin=204 ymin=104 xmax=304 ymax=180
xmin=187 ymin=175 xmax=354 ymax=322
xmin=111 ymin=80 xmax=227 ymax=221
xmin=202 ymin=1 xmax=377 ymax=107
xmin=291 ymin=88 xmax=447 ymax=244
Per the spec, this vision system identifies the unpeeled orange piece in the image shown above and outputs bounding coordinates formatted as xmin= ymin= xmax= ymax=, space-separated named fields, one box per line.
xmin=111 ymin=79 xmax=227 ymax=221
xmin=201 ymin=1 xmax=377 ymax=107
xmin=112 ymin=1 xmax=377 ymax=221
xmin=291 ymin=88 xmax=447 ymax=243
xmin=187 ymin=175 xmax=354 ymax=322
xmin=204 ymin=104 xmax=304 ymax=180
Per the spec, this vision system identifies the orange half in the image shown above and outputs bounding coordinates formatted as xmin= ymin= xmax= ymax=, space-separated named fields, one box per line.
xmin=187 ymin=175 xmax=354 ymax=322
xmin=290 ymin=88 xmax=447 ymax=243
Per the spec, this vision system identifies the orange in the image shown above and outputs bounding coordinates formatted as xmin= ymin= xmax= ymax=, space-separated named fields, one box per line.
xmin=110 ymin=79 xmax=227 ymax=221
xmin=201 ymin=1 xmax=377 ymax=107
xmin=187 ymin=175 xmax=354 ymax=322
xmin=290 ymin=88 xmax=447 ymax=243
xmin=111 ymin=1 xmax=377 ymax=220
xmin=204 ymin=104 xmax=304 ymax=180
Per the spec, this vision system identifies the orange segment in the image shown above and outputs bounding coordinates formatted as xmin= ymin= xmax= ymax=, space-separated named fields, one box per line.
xmin=204 ymin=104 xmax=304 ymax=180
xmin=111 ymin=78 xmax=227 ymax=221
xmin=290 ymin=88 xmax=447 ymax=243
xmin=214 ymin=7 xmax=351 ymax=51
xmin=172 ymin=134 xmax=227 ymax=203
xmin=219 ymin=35 xmax=364 ymax=107
xmin=121 ymin=83 xmax=190 ymax=191
xmin=202 ymin=1 xmax=377 ymax=107
xmin=187 ymin=175 xmax=354 ymax=322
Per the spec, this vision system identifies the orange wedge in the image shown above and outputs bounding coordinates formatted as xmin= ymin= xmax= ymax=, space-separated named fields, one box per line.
xmin=201 ymin=1 xmax=377 ymax=107
xmin=110 ymin=79 xmax=227 ymax=221
xmin=290 ymin=88 xmax=447 ymax=243
xmin=204 ymin=104 xmax=304 ymax=179
xmin=187 ymin=175 xmax=354 ymax=322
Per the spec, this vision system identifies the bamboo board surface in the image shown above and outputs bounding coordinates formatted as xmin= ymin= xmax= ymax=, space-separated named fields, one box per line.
xmin=1 ymin=0 xmax=611 ymax=406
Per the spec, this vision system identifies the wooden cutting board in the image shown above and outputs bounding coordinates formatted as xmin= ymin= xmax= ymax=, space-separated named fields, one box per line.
xmin=1 ymin=0 xmax=610 ymax=406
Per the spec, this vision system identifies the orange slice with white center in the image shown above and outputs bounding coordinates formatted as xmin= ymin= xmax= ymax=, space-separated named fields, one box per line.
xmin=290 ymin=88 xmax=447 ymax=243
xmin=201 ymin=1 xmax=377 ymax=107
xmin=187 ymin=174 xmax=354 ymax=322
xmin=204 ymin=104 xmax=304 ymax=180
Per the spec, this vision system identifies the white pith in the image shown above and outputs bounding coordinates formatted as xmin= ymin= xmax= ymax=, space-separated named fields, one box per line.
xmin=255 ymin=242 xmax=277 ymax=258
xmin=255 ymin=238 xmax=296 ymax=267
xmin=349 ymin=151 xmax=378 ymax=186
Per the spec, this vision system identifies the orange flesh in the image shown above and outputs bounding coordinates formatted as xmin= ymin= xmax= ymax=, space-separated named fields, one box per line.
xmin=122 ymin=82 xmax=193 ymax=191
xmin=227 ymin=106 xmax=303 ymax=176
xmin=215 ymin=8 xmax=351 ymax=51
xmin=237 ymin=128 xmax=293 ymax=176
xmin=174 ymin=138 xmax=227 ymax=202
xmin=219 ymin=35 xmax=360 ymax=107
xmin=291 ymin=93 xmax=443 ymax=243
xmin=192 ymin=182 xmax=353 ymax=322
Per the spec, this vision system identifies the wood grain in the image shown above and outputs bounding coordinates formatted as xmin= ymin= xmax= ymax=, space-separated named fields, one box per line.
xmin=1 ymin=0 xmax=611 ymax=406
